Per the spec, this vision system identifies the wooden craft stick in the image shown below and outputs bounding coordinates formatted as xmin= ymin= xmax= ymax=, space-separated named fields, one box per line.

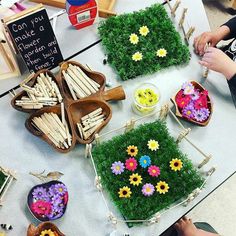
xmin=66 ymin=68 xmax=92 ymax=96
xmin=81 ymin=108 xmax=103 ymax=121
xmin=68 ymin=64 xmax=98 ymax=93
xmin=83 ymin=123 xmax=101 ymax=140
xmin=185 ymin=26 xmax=195 ymax=41
xmin=74 ymin=65 xmax=100 ymax=89
xmin=77 ymin=123 xmax=84 ymax=139
xmin=61 ymin=102 xmax=66 ymax=126
xmin=171 ymin=0 xmax=181 ymax=16
xmin=63 ymin=75 xmax=77 ymax=100
xmin=83 ymin=118 xmax=104 ymax=132
xmin=52 ymin=81 xmax=63 ymax=102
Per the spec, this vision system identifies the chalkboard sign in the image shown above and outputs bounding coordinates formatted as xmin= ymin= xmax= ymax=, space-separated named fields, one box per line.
xmin=3 ymin=4 xmax=64 ymax=73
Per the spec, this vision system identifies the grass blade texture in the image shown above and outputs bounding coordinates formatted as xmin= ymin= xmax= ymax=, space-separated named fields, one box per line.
xmin=98 ymin=4 xmax=190 ymax=81
xmin=92 ymin=120 xmax=204 ymax=226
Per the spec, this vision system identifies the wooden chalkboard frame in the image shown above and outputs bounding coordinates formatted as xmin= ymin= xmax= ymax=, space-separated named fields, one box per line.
xmin=2 ymin=4 xmax=64 ymax=73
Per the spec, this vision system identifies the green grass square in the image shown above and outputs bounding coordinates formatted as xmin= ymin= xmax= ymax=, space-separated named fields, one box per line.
xmin=92 ymin=120 xmax=204 ymax=225
xmin=98 ymin=4 xmax=190 ymax=81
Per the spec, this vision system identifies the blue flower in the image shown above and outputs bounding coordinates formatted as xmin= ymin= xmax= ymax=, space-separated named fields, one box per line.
xmin=139 ymin=155 xmax=151 ymax=168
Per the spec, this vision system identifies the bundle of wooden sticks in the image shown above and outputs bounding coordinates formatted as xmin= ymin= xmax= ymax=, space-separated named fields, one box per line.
xmin=62 ymin=64 xmax=101 ymax=100
xmin=31 ymin=104 xmax=72 ymax=149
xmin=15 ymin=73 xmax=63 ymax=109
xmin=77 ymin=108 xmax=105 ymax=140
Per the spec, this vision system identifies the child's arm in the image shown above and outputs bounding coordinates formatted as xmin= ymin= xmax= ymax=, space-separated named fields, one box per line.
xmin=222 ymin=16 xmax=236 ymax=40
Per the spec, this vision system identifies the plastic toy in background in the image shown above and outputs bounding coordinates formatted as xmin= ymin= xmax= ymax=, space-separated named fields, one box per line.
xmin=66 ymin=0 xmax=98 ymax=30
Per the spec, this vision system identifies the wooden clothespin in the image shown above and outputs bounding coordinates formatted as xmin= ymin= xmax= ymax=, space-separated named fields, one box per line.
xmin=179 ymin=8 xmax=188 ymax=27
xmin=166 ymin=0 xmax=181 ymax=17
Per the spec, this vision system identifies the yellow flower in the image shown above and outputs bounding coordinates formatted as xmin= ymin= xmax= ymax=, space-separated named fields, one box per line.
xmin=129 ymin=173 xmax=142 ymax=186
xmin=170 ymin=158 xmax=183 ymax=171
xmin=127 ymin=145 xmax=138 ymax=157
xmin=156 ymin=181 xmax=169 ymax=194
xmin=139 ymin=26 xmax=149 ymax=36
xmin=132 ymin=52 xmax=143 ymax=61
xmin=118 ymin=186 xmax=132 ymax=198
xmin=40 ymin=229 xmax=56 ymax=236
xmin=147 ymin=139 xmax=159 ymax=151
xmin=156 ymin=48 xmax=167 ymax=57
xmin=129 ymin=33 xmax=139 ymax=44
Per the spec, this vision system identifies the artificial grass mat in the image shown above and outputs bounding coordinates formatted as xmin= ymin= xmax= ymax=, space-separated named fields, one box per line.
xmin=98 ymin=4 xmax=190 ymax=81
xmin=92 ymin=120 xmax=204 ymax=226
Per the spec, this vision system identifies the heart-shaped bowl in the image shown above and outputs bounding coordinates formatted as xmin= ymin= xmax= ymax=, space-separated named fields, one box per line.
xmin=25 ymin=105 xmax=76 ymax=153
xmin=27 ymin=222 xmax=65 ymax=236
xmin=68 ymin=98 xmax=112 ymax=144
xmin=11 ymin=69 xmax=63 ymax=113
xmin=27 ymin=180 xmax=69 ymax=222
xmin=171 ymin=81 xmax=213 ymax=126
xmin=59 ymin=60 xmax=106 ymax=101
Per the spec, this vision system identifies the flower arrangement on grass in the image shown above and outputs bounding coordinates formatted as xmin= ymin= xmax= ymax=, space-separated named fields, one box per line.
xmin=29 ymin=181 xmax=68 ymax=221
xmin=98 ymin=4 xmax=190 ymax=80
xmin=92 ymin=120 xmax=204 ymax=226
xmin=174 ymin=81 xmax=211 ymax=124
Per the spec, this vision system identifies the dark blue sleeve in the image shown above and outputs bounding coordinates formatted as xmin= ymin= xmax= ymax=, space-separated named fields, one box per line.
xmin=223 ymin=17 xmax=236 ymax=40
xmin=228 ymin=74 xmax=236 ymax=107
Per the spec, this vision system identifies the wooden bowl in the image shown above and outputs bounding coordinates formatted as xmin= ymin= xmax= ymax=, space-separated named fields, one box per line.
xmin=25 ymin=105 xmax=76 ymax=153
xmin=68 ymin=98 xmax=112 ymax=144
xmin=59 ymin=60 xmax=106 ymax=101
xmin=171 ymin=81 xmax=213 ymax=126
xmin=27 ymin=222 xmax=65 ymax=236
xmin=11 ymin=69 xmax=62 ymax=113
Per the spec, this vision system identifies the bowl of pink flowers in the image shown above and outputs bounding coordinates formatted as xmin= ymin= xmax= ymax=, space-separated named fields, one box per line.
xmin=171 ymin=81 xmax=212 ymax=126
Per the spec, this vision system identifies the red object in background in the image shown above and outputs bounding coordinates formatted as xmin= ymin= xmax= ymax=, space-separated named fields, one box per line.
xmin=66 ymin=0 xmax=98 ymax=30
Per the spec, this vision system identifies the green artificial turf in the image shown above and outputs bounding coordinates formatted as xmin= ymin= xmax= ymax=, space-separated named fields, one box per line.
xmin=92 ymin=120 xmax=204 ymax=226
xmin=98 ymin=4 xmax=190 ymax=81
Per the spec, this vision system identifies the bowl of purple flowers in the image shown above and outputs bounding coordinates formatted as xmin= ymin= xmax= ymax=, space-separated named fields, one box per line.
xmin=27 ymin=180 xmax=68 ymax=221
xmin=171 ymin=81 xmax=213 ymax=126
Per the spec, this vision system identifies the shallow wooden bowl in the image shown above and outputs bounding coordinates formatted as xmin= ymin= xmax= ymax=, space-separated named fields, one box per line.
xmin=27 ymin=222 xmax=65 ymax=236
xmin=25 ymin=105 xmax=76 ymax=153
xmin=171 ymin=81 xmax=213 ymax=126
xmin=11 ymin=69 xmax=62 ymax=113
xmin=60 ymin=60 xmax=106 ymax=101
xmin=68 ymin=98 xmax=112 ymax=144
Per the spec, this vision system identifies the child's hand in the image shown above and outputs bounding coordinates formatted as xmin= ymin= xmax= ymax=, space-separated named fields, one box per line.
xmin=194 ymin=32 xmax=221 ymax=56
xmin=199 ymin=47 xmax=236 ymax=80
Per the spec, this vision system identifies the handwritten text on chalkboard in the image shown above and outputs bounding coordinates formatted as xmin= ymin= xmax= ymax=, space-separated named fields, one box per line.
xmin=7 ymin=9 xmax=63 ymax=72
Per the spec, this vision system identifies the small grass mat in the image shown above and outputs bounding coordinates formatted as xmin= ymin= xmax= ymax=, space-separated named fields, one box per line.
xmin=98 ymin=4 xmax=190 ymax=81
xmin=92 ymin=120 xmax=204 ymax=226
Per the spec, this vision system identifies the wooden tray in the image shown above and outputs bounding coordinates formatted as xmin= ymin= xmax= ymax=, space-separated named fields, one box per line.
xmin=27 ymin=222 xmax=65 ymax=236
xmin=171 ymin=81 xmax=212 ymax=126
xmin=29 ymin=0 xmax=117 ymax=18
xmin=11 ymin=69 xmax=61 ymax=113
xmin=12 ymin=61 xmax=126 ymax=152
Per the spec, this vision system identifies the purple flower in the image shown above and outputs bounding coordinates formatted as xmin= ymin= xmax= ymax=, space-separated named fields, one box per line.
xmin=201 ymin=107 xmax=210 ymax=118
xmin=181 ymin=82 xmax=194 ymax=95
xmin=32 ymin=187 xmax=48 ymax=201
xmin=142 ymin=183 xmax=155 ymax=197
xmin=51 ymin=194 xmax=63 ymax=206
xmin=111 ymin=161 xmax=125 ymax=175
xmin=182 ymin=103 xmax=195 ymax=119
xmin=191 ymin=90 xmax=200 ymax=100
xmin=53 ymin=183 xmax=67 ymax=196
xmin=47 ymin=207 xmax=64 ymax=220
xmin=193 ymin=109 xmax=208 ymax=122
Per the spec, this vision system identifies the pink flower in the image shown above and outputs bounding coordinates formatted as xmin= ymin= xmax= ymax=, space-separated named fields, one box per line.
xmin=64 ymin=192 xmax=69 ymax=205
xmin=148 ymin=165 xmax=161 ymax=177
xmin=125 ymin=158 xmax=138 ymax=171
xmin=175 ymin=90 xmax=191 ymax=109
xmin=194 ymin=97 xmax=207 ymax=110
xmin=31 ymin=200 xmax=51 ymax=216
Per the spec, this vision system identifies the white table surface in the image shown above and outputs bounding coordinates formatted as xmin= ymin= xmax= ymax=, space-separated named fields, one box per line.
xmin=0 ymin=0 xmax=236 ymax=235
